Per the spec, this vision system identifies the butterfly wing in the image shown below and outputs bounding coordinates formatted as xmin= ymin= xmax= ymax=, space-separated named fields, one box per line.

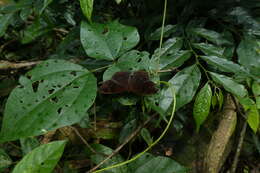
xmin=129 ymin=71 xmax=158 ymax=95
xmin=99 ymin=71 xmax=130 ymax=94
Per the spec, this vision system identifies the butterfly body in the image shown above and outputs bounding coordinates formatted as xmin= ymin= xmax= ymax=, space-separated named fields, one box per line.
xmin=99 ymin=71 xmax=158 ymax=95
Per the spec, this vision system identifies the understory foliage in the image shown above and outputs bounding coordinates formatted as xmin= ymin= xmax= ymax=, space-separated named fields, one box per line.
xmin=0 ymin=0 xmax=259 ymax=172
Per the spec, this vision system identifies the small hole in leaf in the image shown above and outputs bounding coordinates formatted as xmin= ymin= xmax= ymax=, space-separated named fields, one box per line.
xmin=137 ymin=58 xmax=142 ymax=62
xmin=39 ymin=79 xmax=44 ymax=83
xmin=48 ymin=89 xmax=55 ymax=94
xmin=50 ymin=96 xmax=58 ymax=103
xmin=123 ymin=37 xmax=127 ymax=40
xmin=57 ymin=84 xmax=62 ymax=88
xmin=57 ymin=107 xmax=62 ymax=114
xmin=26 ymin=75 xmax=32 ymax=79
xmin=102 ymin=27 xmax=108 ymax=34
xmin=35 ymin=99 xmax=39 ymax=103
xmin=73 ymin=86 xmax=79 ymax=88
xmin=41 ymin=162 xmax=44 ymax=165
xmin=20 ymin=100 xmax=23 ymax=103
xmin=42 ymin=95 xmax=46 ymax=99
xmin=65 ymin=105 xmax=69 ymax=107
xmin=32 ymin=81 xmax=39 ymax=92
xmin=70 ymin=71 xmax=77 ymax=76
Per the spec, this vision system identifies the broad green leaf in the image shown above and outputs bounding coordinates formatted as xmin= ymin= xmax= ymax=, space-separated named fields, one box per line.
xmin=0 ymin=13 xmax=13 ymax=37
xmin=193 ymin=43 xmax=225 ymax=57
xmin=86 ymin=144 xmax=128 ymax=173
xmin=149 ymin=25 xmax=178 ymax=40
xmin=79 ymin=0 xmax=93 ymax=22
xmin=103 ymin=50 xmax=151 ymax=80
xmin=12 ymin=140 xmax=66 ymax=173
xmin=80 ymin=21 xmax=139 ymax=60
xmin=252 ymin=81 xmax=260 ymax=109
xmin=193 ymin=83 xmax=212 ymax=132
xmin=160 ymin=64 xmax=201 ymax=111
xmin=239 ymin=97 xmax=259 ymax=133
xmin=141 ymin=128 xmax=153 ymax=146
xmin=152 ymin=37 xmax=183 ymax=61
xmin=21 ymin=17 xmax=53 ymax=44
xmin=190 ymin=28 xmax=231 ymax=45
xmin=237 ymin=37 xmax=260 ymax=76
xmin=247 ymin=104 xmax=259 ymax=133
xmin=160 ymin=50 xmax=192 ymax=70
xmin=0 ymin=59 xmax=97 ymax=142
xmin=0 ymin=148 xmax=12 ymax=171
xmin=210 ymin=72 xmax=248 ymax=98
xmin=130 ymin=154 xmax=188 ymax=173
xmin=200 ymin=56 xmax=250 ymax=76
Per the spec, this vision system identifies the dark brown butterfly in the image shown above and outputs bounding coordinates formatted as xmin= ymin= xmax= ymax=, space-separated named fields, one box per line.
xmin=99 ymin=71 xmax=158 ymax=95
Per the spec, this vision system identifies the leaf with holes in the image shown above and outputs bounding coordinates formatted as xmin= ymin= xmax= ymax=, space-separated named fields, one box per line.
xmin=80 ymin=20 xmax=139 ymax=60
xmin=193 ymin=83 xmax=212 ymax=132
xmin=12 ymin=140 xmax=66 ymax=173
xmin=102 ymin=50 xmax=152 ymax=80
xmin=0 ymin=59 xmax=97 ymax=142
xmin=160 ymin=64 xmax=201 ymax=111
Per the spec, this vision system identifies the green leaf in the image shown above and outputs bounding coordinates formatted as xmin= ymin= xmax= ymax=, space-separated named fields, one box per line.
xmin=0 ymin=59 xmax=97 ymax=142
xmin=34 ymin=0 xmax=53 ymax=15
xmin=80 ymin=21 xmax=139 ymax=60
xmin=200 ymin=56 xmax=250 ymax=76
xmin=149 ymin=25 xmax=178 ymax=40
xmin=86 ymin=144 xmax=128 ymax=173
xmin=160 ymin=50 xmax=192 ymax=70
xmin=12 ymin=140 xmax=66 ymax=173
xmin=21 ymin=17 xmax=53 ymax=44
xmin=252 ymin=81 xmax=260 ymax=109
xmin=239 ymin=97 xmax=259 ymax=133
xmin=247 ymin=104 xmax=259 ymax=133
xmin=0 ymin=148 xmax=12 ymax=171
xmin=193 ymin=83 xmax=212 ymax=132
xmin=129 ymin=153 xmax=188 ymax=173
xmin=79 ymin=0 xmax=93 ymax=22
xmin=190 ymin=28 xmax=231 ymax=46
xmin=119 ymin=119 xmax=137 ymax=143
xmin=103 ymin=50 xmax=151 ymax=80
xmin=217 ymin=89 xmax=224 ymax=111
xmin=20 ymin=137 xmax=40 ymax=155
xmin=114 ymin=0 xmax=122 ymax=4
xmin=237 ymin=36 xmax=260 ymax=76
xmin=193 ymin=43 xmax=225 ymax=57
xmin=152 ymin=37 xmax=183 ymax=61
xmin=210 ymin=72 xmax=248 ymax=98
xmin=160 ymin=64 xmax=201 ymax=111
xmin=0 ymin=13 xmax=13 ymax=37
xmin=141 ymin=128 xmax=153 ymax=146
